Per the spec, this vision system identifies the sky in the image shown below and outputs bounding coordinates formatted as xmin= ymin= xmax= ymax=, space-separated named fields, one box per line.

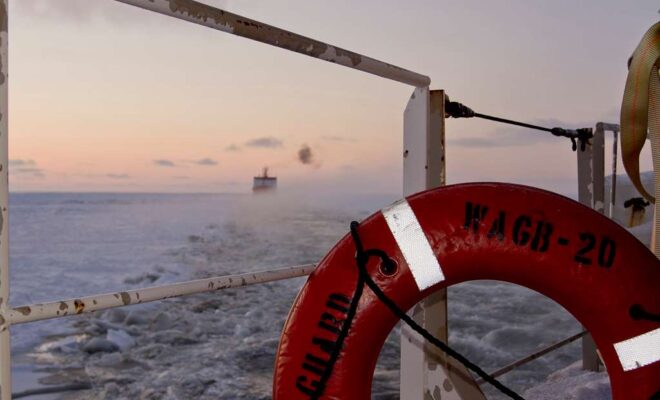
xmin=7 ymin=0 xmax=660 ymax=195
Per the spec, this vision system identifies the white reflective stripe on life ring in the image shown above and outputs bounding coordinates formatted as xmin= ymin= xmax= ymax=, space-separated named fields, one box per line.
xmin=381 ymin=199 xmax=444 ymax=291
xmin=613 ymin=327 xmax=660 ymax=371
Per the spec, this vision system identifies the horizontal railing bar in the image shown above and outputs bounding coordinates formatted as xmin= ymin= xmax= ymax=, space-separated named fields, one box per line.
xmin=596 ymin=122 xmax=620 ymax=132
xmin=475 ymin=330 xmax=587 ymax=385
xmin=8 ymin=264 xmax=315 ymax=325
xmin=112 ymin=0 xmax=431 ymax=88
xmin=13 ymin=382 xmax=92 ymax=399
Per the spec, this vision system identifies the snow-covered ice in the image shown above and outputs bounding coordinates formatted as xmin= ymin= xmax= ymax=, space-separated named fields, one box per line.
xmin=524 ymin=362 xmax=611 ymax=400
xmin=8 ymin=173 xmax=655 ymax=399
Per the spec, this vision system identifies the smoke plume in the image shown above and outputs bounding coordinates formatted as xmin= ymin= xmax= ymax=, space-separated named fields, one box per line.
xmin=298 ymin=144 xmax=314 ymax=165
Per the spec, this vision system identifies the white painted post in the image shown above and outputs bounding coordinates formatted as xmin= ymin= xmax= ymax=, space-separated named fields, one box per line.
xmin=400 ymin=88 xmax=484 ymax=399
xmin=0 ymin=1 xmax=9 ymax=398
xmin=577 ymin=125 xmax=605 ymax=371
xmin=402 ymin=87 xmax=430 ymax=196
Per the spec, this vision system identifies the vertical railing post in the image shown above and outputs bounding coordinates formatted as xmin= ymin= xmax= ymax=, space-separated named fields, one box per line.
xmin=609 ymin=128 xmax=618 ymax=219
xmin=0 ymin=1 xmax=9 ymax=397
xmin=400 ymin=88 xmax=484 ymax=399
xmin=576 ymin=124 xmax=605 ymax=371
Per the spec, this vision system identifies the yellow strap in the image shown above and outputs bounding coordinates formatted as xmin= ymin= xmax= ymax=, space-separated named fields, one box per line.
xmin=620 ymin=22 xmax=660 ymax=204
xmin=649 ymin=64 xmax=660 ymax=253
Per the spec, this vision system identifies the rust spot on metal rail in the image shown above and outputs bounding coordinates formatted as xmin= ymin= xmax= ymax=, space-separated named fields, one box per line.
xmin=15 ymin=306 xmax=31 ymax=316
xmin=169 ymin=0 xmax=225 ymax=25
xmin=119 ymin=292 xmax=131 ymax=305
xmin=9 ymin=265 xmax=316 ymax=325
xmin=58 ymin=301 xmax=69 ymax=316
xmin=0 ymin=1 xmax=6 ymax=32
xmin=0 ymin=1 xmax=5 ymax=89
xmin=74 ymin=299 xmax=85 ymax=314
xmin=168 ymin=0 xmax=362 ymax=66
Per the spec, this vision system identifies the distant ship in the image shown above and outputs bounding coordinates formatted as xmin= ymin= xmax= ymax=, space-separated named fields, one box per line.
xmin=253 ymin=167 xmax=277 ymax=192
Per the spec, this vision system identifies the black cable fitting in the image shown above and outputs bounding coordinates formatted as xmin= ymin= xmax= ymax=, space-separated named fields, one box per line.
xmin=623 ymin=197 xmax=650 ymax=209
xmin=551 ymin=127 xmax=593 ymax=152
xmin=630 ymin=304 xmax=660 ymax=322
xmin=445 ymin=99 xmax=475 ymax=119
xmin=576 ymin=128 xmax=594 ymax=150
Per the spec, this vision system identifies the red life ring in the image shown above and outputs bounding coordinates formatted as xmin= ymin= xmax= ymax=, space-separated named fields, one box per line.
xmin=273 ymin=183 xmax=660 ymax=400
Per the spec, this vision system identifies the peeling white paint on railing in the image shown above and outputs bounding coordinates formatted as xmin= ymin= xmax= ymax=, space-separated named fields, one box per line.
xmin=595 ymin=123 xmax=621 ymax=219
xmin=113 ymin=0 xmax=431 ymax=88
xmin=9 ymin=264 xmax=315 ymax=325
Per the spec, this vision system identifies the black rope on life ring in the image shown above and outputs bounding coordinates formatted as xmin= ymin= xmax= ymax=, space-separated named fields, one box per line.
xmin=349 ymin=221 xmax=526 ymax=400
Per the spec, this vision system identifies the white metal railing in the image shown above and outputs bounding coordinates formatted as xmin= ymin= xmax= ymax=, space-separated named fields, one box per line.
xmin=576 ymin=122 xmax=620 ymax=372
xmin=0 ymin=1 xmax=617 ymax=399
xmin=475 ymin=331 xmax=588 ymax=385
xmin=0 ymin=1 xmax=435 ymax=398
xmin=0 ymin=2 xmax=10 ymax=399
xmin=8 ymin=264 xmax=315 ymax=326
xmin=115 ymin=0 xmax=431 ymax=88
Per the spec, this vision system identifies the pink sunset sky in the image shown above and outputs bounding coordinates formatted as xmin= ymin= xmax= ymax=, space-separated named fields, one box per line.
xmin=7 ymin=0 xmax=659 ymax=194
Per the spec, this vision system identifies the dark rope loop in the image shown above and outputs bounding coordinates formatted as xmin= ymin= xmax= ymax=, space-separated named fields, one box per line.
xmin=309 ymin=223 xmax=366 ymax=399
xmin=349 ymin=221 xmax=526 ymax=400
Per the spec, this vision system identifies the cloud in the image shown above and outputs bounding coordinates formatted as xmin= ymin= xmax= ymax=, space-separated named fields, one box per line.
xmin=446 ymin=137 xmax=517 ymax=148
xmin=154 ymin=159 xmax=176 ymax=167
xmin=322 ymin=135 xmax=357 ymax=143
xmin=195 ymin=158 xmax=218 ymax=166
xmin=225 ymin=144 xmax=241 ymax=152
xmin=15 ymin=1 xmax=99 ymax=23
xmin=9 ymin=159 xmax=36 ymax=167
xmin=217 ymin=180 xmax=241 ymax=186
xmin=106 ymin=173 xmax=130 ymax=179
xmin=9 ymin=159 xmax=45 ymax=178
xmin=11 ymin=167 xmax=45 ymax=178
xmin=245 ymin=137 xmax=283 ymax=149
xmin=298 ymin=144 xmax=314 ymax=165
